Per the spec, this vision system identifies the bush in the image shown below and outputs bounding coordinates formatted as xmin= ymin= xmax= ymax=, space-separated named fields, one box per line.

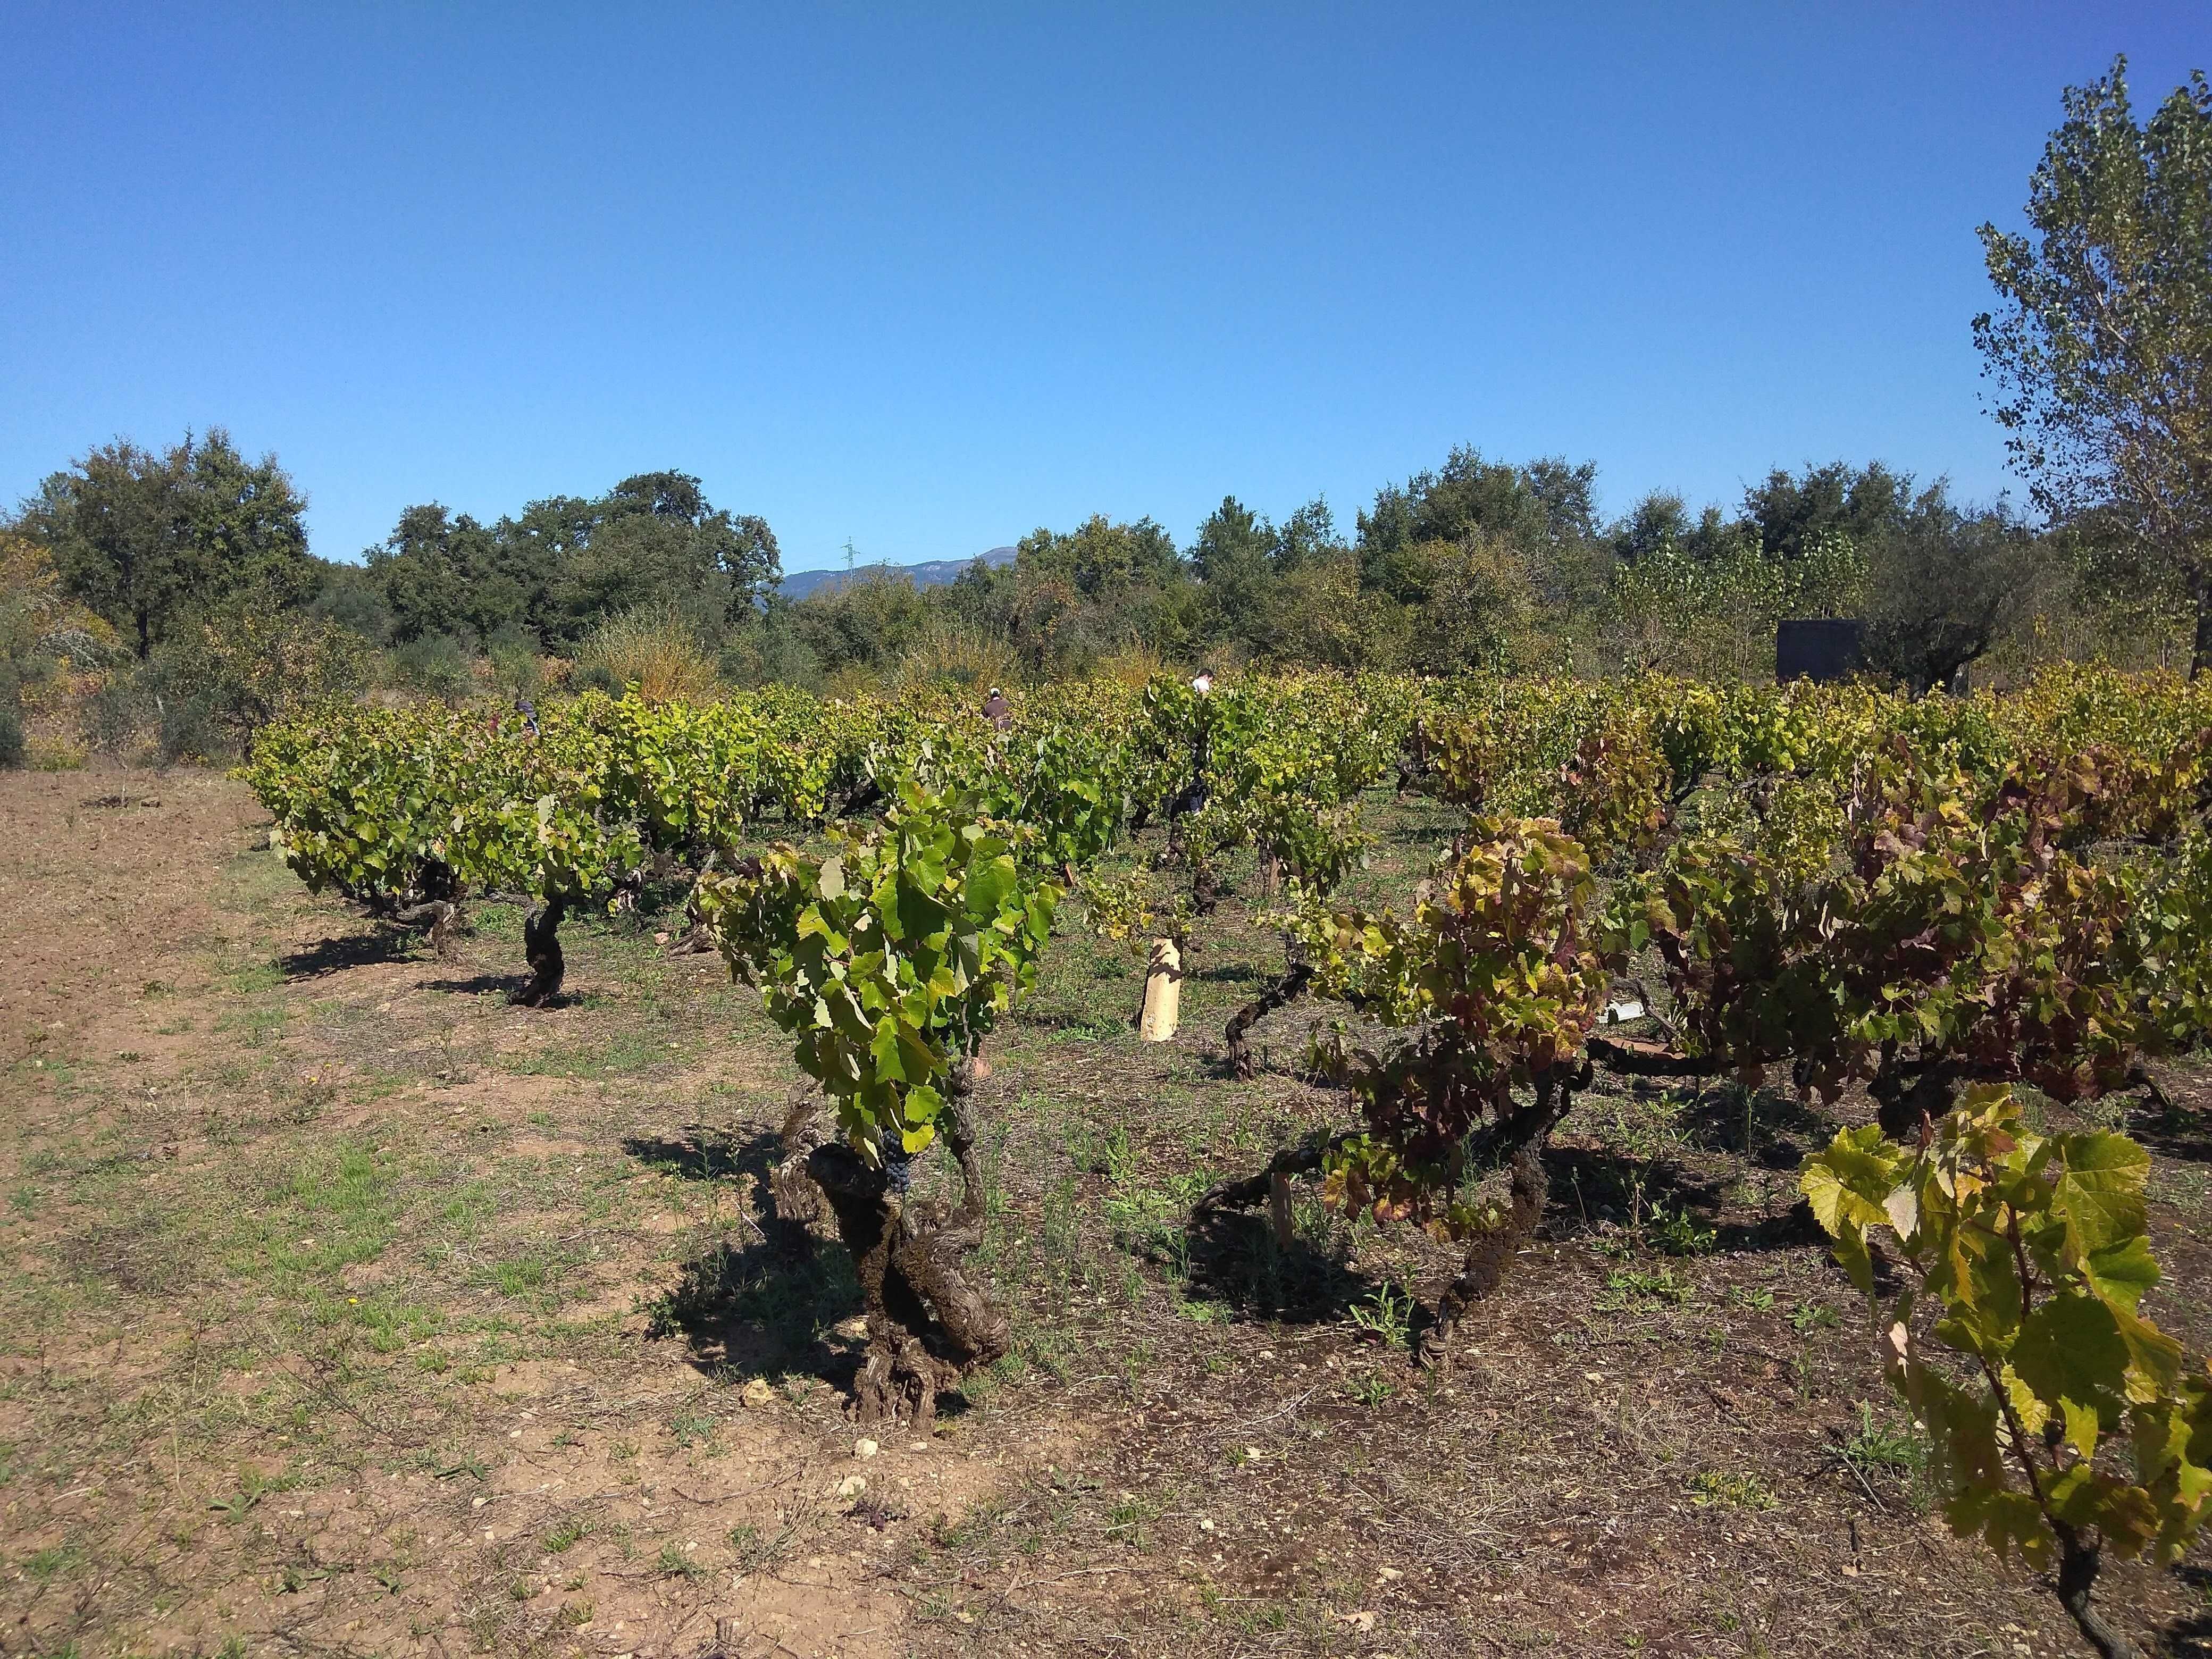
xmin=782 ymin=575 xmax=934 ymax=677
xmin=1406 ymin=535 xmax=1539 ymax=674
xmin=890 ymin=617 xmax=1018 ymax=696
xmin=160 ymin=597 xmax=374 ymax=741
xmin=0 ymin=702 xmax=23 ymax=769
xmin=0 ymin=531 xmax=128 ymax=753
xmin=157 ymin=691 xmax=221 ymax=765
xmin=719 ymin=618 xmax=820 ymax=689
xmin=1600 ymin=528 xmax=1868 ymax=682
xmin=390 ymin=632 xmax=476 ymax=702
xmin=83 ymin=675 xmax=151 ymax=756
xmin=576 ymin=604 xmax=718 ymax=703
xmin=485 ymin=623 xmax=545 ymax=699
xmin=79 ymin=667 xmax=222 ymax=765
xmin=311 ymin=562 xmax=396 ymax=644
xmin=1258 ymin=554 xmax=1410 ymax=669
xmin=1860 ymin=507 xmax=2045 ymax=692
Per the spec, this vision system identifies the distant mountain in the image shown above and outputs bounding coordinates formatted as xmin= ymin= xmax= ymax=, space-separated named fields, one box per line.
xmin=777 ymin=545 xmax=1016 ymax=602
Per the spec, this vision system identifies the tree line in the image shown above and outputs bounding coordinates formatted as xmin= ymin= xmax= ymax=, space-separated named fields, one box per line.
xmin=790 ymin=454 xmax=2060 ymax=693
xmin=0 ymin=437 xmax=2134 ymax=703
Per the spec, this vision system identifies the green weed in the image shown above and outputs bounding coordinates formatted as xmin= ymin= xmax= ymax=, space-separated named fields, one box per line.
xmin=541 ymin=1516 xmax=594 ymax=1554
xmin=1647 ymin=1204 xmax=1716 ymax=1256
xmin=1789 ymin=1300 xmax=1839 ymax=1334
xmin=1346 ymin=1372 xmax=1396 ymax=1406
xmin=1689 ymin=1470 xmax=1777 ymax=1511
xmin=1348 ymin=1280 xmax=1415 ymax=1345
xmin=1602 ymin=1267 xmax=1688 ymax=1307
xmin=656 ymin=1541 xmax=710 ymax=1581
xmin=23 ymin=1544 xmax=83 ymax=1580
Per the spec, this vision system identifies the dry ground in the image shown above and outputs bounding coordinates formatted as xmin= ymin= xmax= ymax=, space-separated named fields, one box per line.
xmin=2 ymin=764 xmax=2209 ymax=1659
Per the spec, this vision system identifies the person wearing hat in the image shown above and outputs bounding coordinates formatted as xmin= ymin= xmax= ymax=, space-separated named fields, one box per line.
xmin=982 ymin=685 xmax=1012 ymax=732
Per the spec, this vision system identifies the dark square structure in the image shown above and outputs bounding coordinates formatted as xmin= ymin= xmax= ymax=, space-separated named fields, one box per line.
xmin=1776 ymin=618 xmax=1864 ymax=683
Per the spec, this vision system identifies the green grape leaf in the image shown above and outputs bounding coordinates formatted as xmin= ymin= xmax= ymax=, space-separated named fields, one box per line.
xmin=2049 ymin=1131 xmax=2151 ymax=1262
xmin=2084 ymin=1235 xmax=2161 ymax=1312
xmin=966 ymin=851 xmax=1019 ymax=921
xmin=901 ymin=1083 xmax=944 ymax=1154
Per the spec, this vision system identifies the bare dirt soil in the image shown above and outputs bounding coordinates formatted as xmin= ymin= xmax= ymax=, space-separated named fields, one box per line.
xmin=2 ymin=764 xmax=2209 ymax=1659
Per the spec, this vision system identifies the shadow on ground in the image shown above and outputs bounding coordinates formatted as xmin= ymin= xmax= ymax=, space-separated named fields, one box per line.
xmin=1541 ymin=1144 xmax=1821 ymax=1254
xmin=422 ymin=973 xmax=526 ymax=999
xmin=281 ymin=929 xmax=421 ymax=979
xmin=626 ymin=1127 xmax=866 ymax=1388
xmin=1679 ymin=1085 xmax=1833 ymax=1166
xmin=1188 ymin=962 xmax=1262 ymax=987
xmin=1180 ymin=1207 xmax=1377 ymax=1325
xmin=624 ymin=1125 xmax=784 ymax=1185
xmin=644 ymin=1233 xmax=866 ymax=1390
xmin=2134 ymin=1100 xmax=2212 ymax=1165
xmin=2169 ymin=1565 xmax=2212 ymax=1657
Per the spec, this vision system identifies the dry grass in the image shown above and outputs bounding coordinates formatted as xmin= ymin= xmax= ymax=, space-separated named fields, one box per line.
xmin=576 ymin=602 xmax=722 ymax=703
xmin=1090 ymin=643 xmax=1176 ymax=689
xmin=889 ymin=617 xmax=1021 ymax=697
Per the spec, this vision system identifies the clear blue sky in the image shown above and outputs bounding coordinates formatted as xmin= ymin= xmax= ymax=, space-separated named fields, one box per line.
xmin=3 ymin=4 xmax=2203 ymax=575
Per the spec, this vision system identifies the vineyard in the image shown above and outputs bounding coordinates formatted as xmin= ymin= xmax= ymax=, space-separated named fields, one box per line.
xmin=221 ymin=664 xmax=2212 ymax=1656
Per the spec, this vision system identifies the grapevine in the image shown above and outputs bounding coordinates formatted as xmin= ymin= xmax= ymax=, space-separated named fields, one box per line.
xmin=696 ymin=782 xmax=1060 ymax=1426
xmin=1804 ymin=1087 xmax=2212 ymax=1659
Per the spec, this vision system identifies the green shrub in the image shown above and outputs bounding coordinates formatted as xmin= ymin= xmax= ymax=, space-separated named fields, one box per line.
xmin=83 ymin=675 xmax=152 ymax=756
xmin=160 ymin=598 xmax=374 ymax=740
xmin=485 ymin=623 xmax=544 ymax=699
xmin=157 ymin=692 xmax=221 ymax=765
xmin=390 ymin=633 xmax=476 ymax=702
xmin=720 ymin=618 xmax=820 ymax=689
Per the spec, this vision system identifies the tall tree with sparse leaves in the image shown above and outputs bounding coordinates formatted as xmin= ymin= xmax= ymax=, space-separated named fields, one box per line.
xmin=1975 ymin=58 xmax=2212 ymax=672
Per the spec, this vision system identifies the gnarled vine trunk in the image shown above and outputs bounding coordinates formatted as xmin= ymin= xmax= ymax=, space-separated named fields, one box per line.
xmin=391 ymin=898 xmax=463 ymax=957
xmin=1419 ymin=1142 xmax=1548 ymax=1369
xmin=371 ymin=857 xmax=466 ymax=957
xmin=773 ymin=1059 xmax=1009 ymax=1429
xmin=1869 ymin=1053 xmax=1972 ymax=1140
xmin=1396 ymin=718 xmax=1431 ymax=797
xmin=2055 ymin=1525 xmax=2138 ymax=1659
xmin=1225 ymin=959 xmax=1312 ymax=1080
xmin=1191 ymin=857 xmax=1221 ymax=915
xmin=663 ymin=860 xmax=722 ymax=958
xmin=1417 ymin=1073 xmax=1576 ymax=1369
xmin=1194 ymin=1064 xmax=1584 ymax=1371
xmin=512 ymin=893 xmax=567 ymax=1008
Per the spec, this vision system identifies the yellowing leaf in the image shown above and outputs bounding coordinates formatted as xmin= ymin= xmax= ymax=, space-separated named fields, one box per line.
xmin=1883 ymin=1184 xmax=1921 ymax=1241
xmin=2059 ymin=1395 xmax=2100 ymax=1460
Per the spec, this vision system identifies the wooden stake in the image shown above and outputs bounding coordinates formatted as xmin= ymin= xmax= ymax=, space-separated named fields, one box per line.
xmin=1268 ymin=1170 xmax=1294 ymax=1251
